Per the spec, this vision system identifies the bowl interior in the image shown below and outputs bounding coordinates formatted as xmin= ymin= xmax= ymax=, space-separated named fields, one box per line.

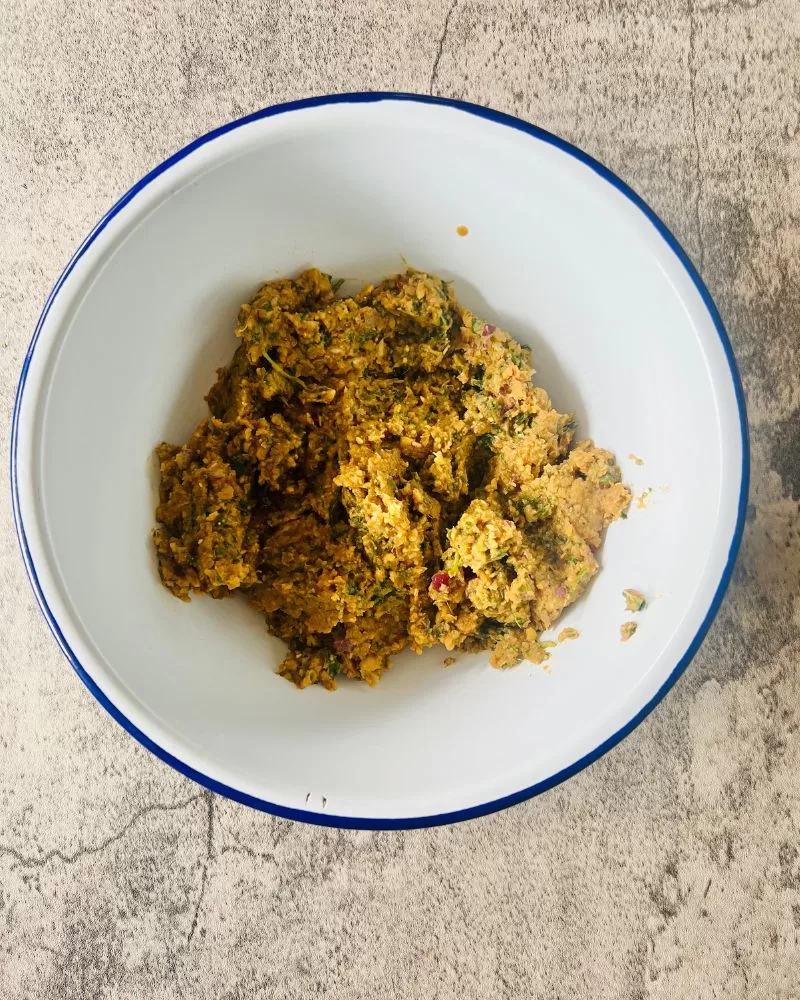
xmin=17 ymin=98 xmax=744 ymax=823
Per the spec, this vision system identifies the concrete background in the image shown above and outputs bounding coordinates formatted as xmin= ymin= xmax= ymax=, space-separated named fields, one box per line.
xmin=1 ymin=0 xmax=799 ymax=996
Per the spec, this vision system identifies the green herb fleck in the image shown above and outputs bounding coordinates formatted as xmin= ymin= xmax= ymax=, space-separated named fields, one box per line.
xmin=264 ymin=351 xmax=306 ymax=388
xmin=324 ymin=653 xmax=341 ymax=675
xmin=371 ymin=582 xmax=395 ymax=606
xmin=511 ymin=411 xmax=536 ymax=434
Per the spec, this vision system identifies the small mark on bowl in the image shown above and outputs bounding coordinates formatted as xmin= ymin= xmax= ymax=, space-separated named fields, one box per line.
xmin=456 ymin=225 xmax=469 ymax=237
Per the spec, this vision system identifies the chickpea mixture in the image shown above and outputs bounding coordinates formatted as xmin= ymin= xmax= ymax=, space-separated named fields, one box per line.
xmin=153 ymin=269 xmax=630 ymax=688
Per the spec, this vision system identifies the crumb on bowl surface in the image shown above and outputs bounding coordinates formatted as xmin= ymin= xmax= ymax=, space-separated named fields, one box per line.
xmin=153 ymin=268 xmax=631 ymax=689
xmin=622 ymin=588 xmax=646 ymax=612
xmin=620 ymin=621 xmax=638 ymax=642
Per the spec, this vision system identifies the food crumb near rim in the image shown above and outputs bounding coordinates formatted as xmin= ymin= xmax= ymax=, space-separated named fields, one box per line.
xmin=456 ymin=225 xmax=469 ymax=236
xmin=620 ymin=621 xmax=638 ymax=642
xmin=152 ymin=267 xmax=631 ymax=690
xmin=557 ymin=627 xmax=580 ymax=642
xmin=628 ymin=453 xmax=644 ymax=465
xmin=622 ymin=588 xmax=646 ymax=612
xmin=443 ymin=656 xmax=457 ymax=666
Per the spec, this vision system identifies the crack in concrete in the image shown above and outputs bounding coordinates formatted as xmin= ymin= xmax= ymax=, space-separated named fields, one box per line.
xmin=698 ymin=0 xmax=765 ymax=11
xmin=177 ymin=11 xmax=196 ymax=97
xmin=186 ymin=791 xmax=214 ymax=946
xmin=0 ymin=793 xmax=203 ymax=870
xmin=216 ymin=814 xmax=277 ymax=865
xmin=687 ymin=0 xmax=706 ymax=273
xmin=429 ymin=0 xmax=459 ymax=97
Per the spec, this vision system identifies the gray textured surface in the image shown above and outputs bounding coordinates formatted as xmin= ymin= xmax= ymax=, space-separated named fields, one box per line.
xmin=1 ymin=1 xmax=799 ymax=996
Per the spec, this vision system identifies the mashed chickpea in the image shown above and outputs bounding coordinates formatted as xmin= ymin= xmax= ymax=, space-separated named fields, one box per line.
xmin=154 ymin=269 xmax=630 ymax=688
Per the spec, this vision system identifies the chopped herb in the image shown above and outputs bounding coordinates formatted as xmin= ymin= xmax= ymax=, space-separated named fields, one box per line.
xmin=511 ymin=412 xmax=536 ymax=434
xmin=331 ymin=278 xmax=345 ymax=293
xmin=518 ymin=494 xmax=556 ymax=524
xmin=264 ymin=351 xmax=306 ymax=388
xmin=483 ymin=398 xmax=501 ymax=420
xmin=348 ymin=508 xmax=366 ymax=532
xmin=371 ymin=582 xmax=395 ymax=605
xmin=324 ymin=653 xmax=341 ymax=675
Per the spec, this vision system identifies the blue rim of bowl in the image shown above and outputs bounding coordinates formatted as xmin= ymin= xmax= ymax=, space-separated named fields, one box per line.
xmin=10 ymin=92 xmax=750 ymax=830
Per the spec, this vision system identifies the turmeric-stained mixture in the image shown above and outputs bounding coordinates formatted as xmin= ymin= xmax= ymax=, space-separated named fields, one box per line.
xmin=154 ymin=269 xmax=630 ymax=689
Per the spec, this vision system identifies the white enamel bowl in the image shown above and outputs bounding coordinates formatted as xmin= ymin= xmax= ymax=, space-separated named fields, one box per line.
xmin=12 ymin=95 xmax=748 ymax=828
